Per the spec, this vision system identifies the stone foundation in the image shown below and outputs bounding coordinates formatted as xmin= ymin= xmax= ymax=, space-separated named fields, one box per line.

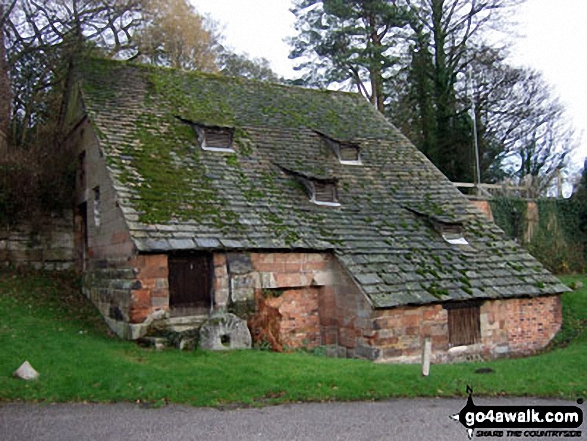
xmin=82 ymin=255 xmax=170 ymax=339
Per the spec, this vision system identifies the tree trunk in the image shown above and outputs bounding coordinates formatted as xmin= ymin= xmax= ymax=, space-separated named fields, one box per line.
xmin=0 ymin=4 xmax=11 ymax=155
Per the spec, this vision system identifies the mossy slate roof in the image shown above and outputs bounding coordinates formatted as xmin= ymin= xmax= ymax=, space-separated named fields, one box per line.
xmin=78 ymin=58 xmax=569 ymax=308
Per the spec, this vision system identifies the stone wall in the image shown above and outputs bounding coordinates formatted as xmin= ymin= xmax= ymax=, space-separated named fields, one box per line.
xmin=72 ymin=119 xmax=135 ymax=263
xmin=81 ymin=248 xmax=562 ymax=363
xmin=83 ymin=254 xmax=170 ymax=340
xmin=0 ymin=211 xmax=75 ymax=270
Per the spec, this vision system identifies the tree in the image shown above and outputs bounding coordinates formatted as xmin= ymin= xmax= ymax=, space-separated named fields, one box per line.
xmin=466 ymin=50 xmax=575 ymax=194
xmin=218 ymin=50 xmax=280 ymax=82
xmin=134 ymin=0 xmax=219 ymax=71
xmin=289 ymin=0 xmax=410 ymax=112
xmin=395 ymin=0 xmax=524 ymax=182
xmin=3 ymin=0 xmax=145 ymax=147
xmin=0 ymin=1 xmax=14 ymax=155
xmin=290 ymin=0 xmax=524 ymax=182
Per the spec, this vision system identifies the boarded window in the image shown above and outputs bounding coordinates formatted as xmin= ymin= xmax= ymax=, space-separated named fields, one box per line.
xmin=446 ymin=302 xmax=481 ymax=346
xmin=313 ymin=181 xmax=338 ymax=205
xmin=203 ymin=127 xmax=233 ymax=151
xmin=168 ymin=254 xmax=212 ymax=312
xmin=338 ymin=142 xmax=360 ymax=162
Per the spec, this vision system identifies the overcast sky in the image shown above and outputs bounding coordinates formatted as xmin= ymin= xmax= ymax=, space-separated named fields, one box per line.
xmin=191 ymin=0 xmax=587 ymax=169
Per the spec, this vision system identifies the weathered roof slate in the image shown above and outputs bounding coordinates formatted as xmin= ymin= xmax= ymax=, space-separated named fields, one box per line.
xmin=77 ymin=58 xmax=569 ymax=307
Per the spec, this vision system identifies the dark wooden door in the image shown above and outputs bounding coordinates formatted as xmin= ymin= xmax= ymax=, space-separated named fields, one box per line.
xmin=447 ymin=304 xmax=481 ymax=347
xmin=168 ymin=254 xmax=211 ymax=311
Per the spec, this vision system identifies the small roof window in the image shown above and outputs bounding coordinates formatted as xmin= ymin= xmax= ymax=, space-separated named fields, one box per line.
xmin=311 ymin=180 xmax=340 ymax=206
xmin=276 ymin=164 xmax=340 ymax=207
xmin=316 ymin=131 xmax=362 ymax=165
xmin=440 ymin=223 xmax=469 ymax=246
xmin=337 ymin=142 xmax=361 ymax=164
xmin=176 ymin=117 xmax=235 ymax=153
xmin=201 ymin=127 xmax=234 ymax=152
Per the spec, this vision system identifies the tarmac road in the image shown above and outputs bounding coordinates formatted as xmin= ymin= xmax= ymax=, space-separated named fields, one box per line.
xmin=0 ymin=398 xmax=584 ymax=441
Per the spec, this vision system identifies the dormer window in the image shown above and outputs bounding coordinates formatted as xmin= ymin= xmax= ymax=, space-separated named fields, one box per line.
xmin=337 ymin=142 xmax=361 ymax=164
xmin=276 ymin=164 xmax=340 ymax=208
xmin=312 ymin=180 xmax=339 ymax=206
xmin=202 ymin=127 xmax=234 ymax=152
xmin=177 ymin=117 xmax=235 ymax=153
xmin=316 ymin=131 xmax=361 ymax=165
xmin=440 ymin=223 xmax=468 ymax=245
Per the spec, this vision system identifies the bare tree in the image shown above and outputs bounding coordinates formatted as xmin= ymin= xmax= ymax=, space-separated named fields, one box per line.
xmin=2 ymin=0 xmax=145 ymax=147
xmin=467 ymin=49 xmax=575 ymax=195
xmin=134 ymin=0 xmax=220 ymax=71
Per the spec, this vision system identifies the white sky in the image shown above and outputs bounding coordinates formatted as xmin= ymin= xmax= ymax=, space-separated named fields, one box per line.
xmin=192 ymin=0 xmax=587 ymax=169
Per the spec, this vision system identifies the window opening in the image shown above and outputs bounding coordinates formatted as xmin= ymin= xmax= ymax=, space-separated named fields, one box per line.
xmin=93 ymin=186 xmax=101 ymax=228
xmin=338 ymin=142 xmax=361 ymax=164
xmin=78 ymin=151 xmax=86 ymax=189
xmin=441 ymin=223 xmax=469 ymax=245
xmin=202 ymin=127 xmax=234 ymax=152
xmin=176 ymin=117 xmax=235 ymax=153
xmin=317 ymin=131 xmax=361 ymax=165
xmin=312 ymin=181 xmax=340 ymax=206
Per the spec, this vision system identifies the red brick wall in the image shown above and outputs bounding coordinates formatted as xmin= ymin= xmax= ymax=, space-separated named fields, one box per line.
xmin=505 ymin=296 xmax=562 ymax=353
xmin=246 ymin=252 xmax=332 ymax=349
xmin=362 ymin=296 xmax=562 ymax=363
xmin=264 ymin=288 xmax=321 ymax=348
xmin=368 ymin=304 xmax=448 ymax=362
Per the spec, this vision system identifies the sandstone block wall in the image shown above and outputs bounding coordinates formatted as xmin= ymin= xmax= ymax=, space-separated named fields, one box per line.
xmin=0 ymin=211 xmax=75 ymax=270
xmin=83 ymin=254 xmax=169 ymax=339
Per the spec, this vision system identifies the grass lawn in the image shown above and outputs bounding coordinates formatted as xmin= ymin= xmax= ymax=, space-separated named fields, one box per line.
xmin=0 ymin=269 xmax=585 ymax=406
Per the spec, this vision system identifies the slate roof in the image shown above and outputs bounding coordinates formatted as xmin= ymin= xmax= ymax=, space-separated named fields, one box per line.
xmin=76 ymin=58 xmax=569 ymax=308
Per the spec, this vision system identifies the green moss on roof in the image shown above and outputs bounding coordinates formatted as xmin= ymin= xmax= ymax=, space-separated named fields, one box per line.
xmin=76 ymin=57 xmax=569 ymax=308
xmin=81 ymin=57 xmax=394 ymax=139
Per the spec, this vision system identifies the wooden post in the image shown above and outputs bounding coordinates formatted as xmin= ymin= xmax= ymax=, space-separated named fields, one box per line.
xmin=421 ymin=337 xmax=432 ymax=377
xmin=556 ymin=168 xmax=563 ymax=198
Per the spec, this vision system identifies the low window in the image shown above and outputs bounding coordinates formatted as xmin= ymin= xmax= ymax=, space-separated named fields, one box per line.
xmin=312 ymin=181 xmax=340 ymax=206
xmin=445 ymin=302 xmax=481 ymax=347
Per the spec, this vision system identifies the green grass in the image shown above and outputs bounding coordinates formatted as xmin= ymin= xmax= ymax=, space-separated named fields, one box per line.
xmin=0 ymin=269 xmax=585 ymax=406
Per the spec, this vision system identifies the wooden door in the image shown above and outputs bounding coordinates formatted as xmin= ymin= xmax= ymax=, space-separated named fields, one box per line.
xmin=168 ymin=254 xmax=211 ymax=312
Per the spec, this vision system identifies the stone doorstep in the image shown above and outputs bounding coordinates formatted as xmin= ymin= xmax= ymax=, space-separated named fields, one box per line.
xmin=159 ymin=315 xmax=208 ymax=333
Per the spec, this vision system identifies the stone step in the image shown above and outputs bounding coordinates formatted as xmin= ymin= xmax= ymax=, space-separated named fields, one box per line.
xmin=161 ymin=315 xmax=208 ymax=333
